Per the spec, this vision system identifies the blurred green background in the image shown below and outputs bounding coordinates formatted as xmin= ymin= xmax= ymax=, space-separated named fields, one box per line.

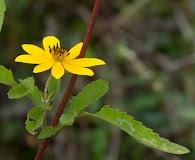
xmin=0 ymin=0 xmax=195 ymax=159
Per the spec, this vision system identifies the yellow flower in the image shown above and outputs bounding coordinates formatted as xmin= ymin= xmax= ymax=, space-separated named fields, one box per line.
xmin=15 ymin=36 xmax=106 ymax=79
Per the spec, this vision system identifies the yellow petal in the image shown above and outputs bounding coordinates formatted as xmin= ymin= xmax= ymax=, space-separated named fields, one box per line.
xmin=43 ymin=36 xmax=60 ymax=52
xmin=15 ymin=55 xmax=45 ymax=64
xmin=51 ymin=61 xmax=65 ymax=79
xmin=62 ymin=62 xmax=94 ymax=76
xmin=22 ymin=44 xmax=45 ymax=55
xmin=67 ymin=42 xmax=83 ymax=59
xmin=33 ymin=61 xmax=54 ymax=73
xmin=66 ymin=58 xmax=106 ymax=67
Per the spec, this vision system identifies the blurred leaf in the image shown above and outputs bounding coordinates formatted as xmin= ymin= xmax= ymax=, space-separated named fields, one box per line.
xmin=0 ymin=0 xmax=6 ymax=31
xmin=89 ymin=127 xmax=109 ymax=160
xmin=47 ymin=75 xmax=61 ymax=102
xmin=178 ymin=107 xmax=195 ymax=121
xmin=25 ymin=107 xmax=44 ymax=134
xmin=83 ymin=105 xmax=190 ymax=154
xmin=70 ymin=79 xmax=108 ymax=116
xmin=130 ymin=91 xmax=160 ymax=111
xmin=8 ymin=84 xmax=29 ymax=99
xmin=38 ymin=126 xmax=56 ymax=139
xmin=0 ymin=65 xmax=17 ymax=86
xmin=1 ymin=120 xmax=21 ymax=142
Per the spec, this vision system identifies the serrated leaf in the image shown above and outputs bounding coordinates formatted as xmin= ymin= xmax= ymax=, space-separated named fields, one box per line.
xmin=38 ymin=126 xmax=56 ymax=139
xmin=19 ymin=77 xmax=35 ymax=93
xmin=25 ymin=107 xmax=44 ymax=134
xmin=0 ymin=65 xmax=17 ymax=86
xmin=8 ymin=84 xmax=29 ymax=99
xmin=0 ymin=0 xmax=6 ymax=31
xmin=59 ymin=114 xmax=74 ymax=126
xmin=83 ymin=105 xmax=190 ymax=154
xmin=70 ymin=79 xmax=108 ymax=116
xmin=8 ymin=77 xmax=38 ymax=101
xmin=47 ymin=75 xmax=61 ymax=102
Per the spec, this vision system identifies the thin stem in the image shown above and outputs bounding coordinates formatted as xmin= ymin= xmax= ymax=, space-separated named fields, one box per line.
xmin=43 ymin=75 xmax=51 ymax=103
xmin=42 ymin=75 xmax=51 ymax=127
xmin=35 ymin=0 xmax=101 ymax=159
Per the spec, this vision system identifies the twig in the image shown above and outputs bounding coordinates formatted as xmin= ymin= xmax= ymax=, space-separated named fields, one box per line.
xmin=34 ymin=0 xmax=101 ymax=159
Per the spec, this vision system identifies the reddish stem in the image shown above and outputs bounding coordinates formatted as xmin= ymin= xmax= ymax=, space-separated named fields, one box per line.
xmin=35 ymin=0 xmax=101 ymax=159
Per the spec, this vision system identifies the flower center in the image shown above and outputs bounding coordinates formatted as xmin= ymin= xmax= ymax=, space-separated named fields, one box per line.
xmin=49 ymin=43 xmax=69 ymax=61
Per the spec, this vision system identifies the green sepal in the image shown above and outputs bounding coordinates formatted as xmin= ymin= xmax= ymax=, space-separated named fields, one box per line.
xmin=0 ymin=65 xmax=17 ymax=86
xmin=82 ymin=105 xmax=190 ymax=155
xmin=38 ymin=126 xmax=56 ymax=139
xmin=25 ymin=107 xmax=44 ymax=135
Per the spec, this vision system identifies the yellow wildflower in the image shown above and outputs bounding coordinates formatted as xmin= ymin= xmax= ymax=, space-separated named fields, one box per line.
xmin=15 ymin=36 xmax=106 ymax=79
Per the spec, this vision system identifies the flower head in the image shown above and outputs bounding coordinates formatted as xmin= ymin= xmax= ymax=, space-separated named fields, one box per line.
xmin=15 ymin=36 xmax=106 ymax=79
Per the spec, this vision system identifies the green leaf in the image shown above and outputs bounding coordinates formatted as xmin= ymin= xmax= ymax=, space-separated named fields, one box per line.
xmin=8 ymin=84 xmax=29 ymax=99
xmin=19 ymin=77 xmax=35 ymax=93
xmin=25 ymin=107 xmax=44 ymax=134
xmin=83 ymin=105 xmax=190 ymax=154
xmin=0 ymin=0 xmax=6 ymax=31
xmin=70 ymin=79 xmax=108 ymax=116
xmin=47 ymin=75 xmax=61 ymax=102
xmin=57 ymin=80 xmax=108 ymax=129
xmin=0 ymin=65 xmax=17 ymax=86
xmin=38 ymin=126 xmax=56 ymax=139
xmin=25 ymin=120 xmax=37 ymax=135
xmin=59 ymin=114 xmax=74 ymax=126
xmin=8 ymin=77 xmax=37 ymax=100
xmin=30 ymin=86 xmax=45 ymax=108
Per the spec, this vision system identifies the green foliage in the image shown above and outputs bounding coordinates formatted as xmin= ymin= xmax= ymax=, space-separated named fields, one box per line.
xmin=47 ymin=75 xmax=61 ymax=103
xmin=0 ymin=0 xmax=6 ymax=31
xmin=83 ymin=105 xmax=190 ymax=154
xmin=30 ymin=86 xmax=45 ymax=108
xmin=0 ymin=65 xmax=17 ymax=86
xmin=59 ymin=79 xmax=108 ymax=128
xmin=5 ymin=74 xmax=47 ymax=109
xmin=8 ymin=84 xmax=30 ymax=99
xmin=70 ymin=79 xmax=108 ymax=116
xmin=19 ymin=77 xmax=35 ymax=93
xmin=0 ymin=56 xmax=190 ymax=158
xmin=0 ymin=63 xmax=190 ymax=157
xmin=25 ymin=107 xmax=44 ymax=135
xmin=59 ymin=114 xmax=74 ymax=126
xmin=38 ymin=126 xmax=56 ymax=139
xmin=0 ymin=0 xmax=194 ymax=159
xmin=7 ymin=77 xmax=35 ymax=99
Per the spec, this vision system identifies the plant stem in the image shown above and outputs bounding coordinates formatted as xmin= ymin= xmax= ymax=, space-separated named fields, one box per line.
xmin=34 ymin=0 xmax=102 ymax=159
xmin=42 ymin=75 xmax=51 ymax=127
